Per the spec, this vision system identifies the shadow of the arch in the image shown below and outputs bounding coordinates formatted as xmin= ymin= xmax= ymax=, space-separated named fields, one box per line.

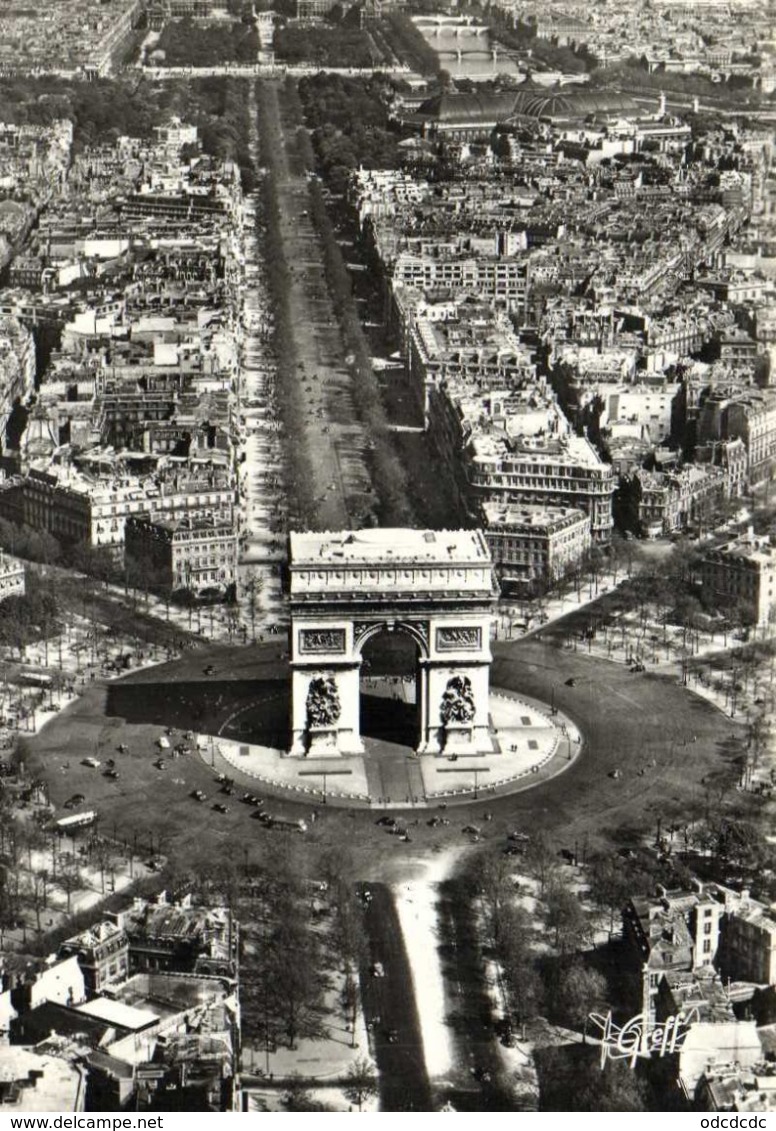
xmin=106 ymin=678 xmax=289 ymax=746
xmin=360 ymin=692 xmax=418 ymax=749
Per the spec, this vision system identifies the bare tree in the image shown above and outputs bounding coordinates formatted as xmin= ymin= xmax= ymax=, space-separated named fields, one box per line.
xmin=243 ymin=568 xmax=265 ymax=643
xmin=343 ymin=1057 xmax=377 ymax=1112
xmin=56 ymin=859 xmax=83 ymax=916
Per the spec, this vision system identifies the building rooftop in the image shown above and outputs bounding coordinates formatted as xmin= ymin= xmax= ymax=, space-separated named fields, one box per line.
xmin=0 ymin=1046 xmax=82 ymax=1113
xmin=75 ymin=996 xmax=159 ymax=1031
xmin=482 ymin=502 xmax=589 ymax=531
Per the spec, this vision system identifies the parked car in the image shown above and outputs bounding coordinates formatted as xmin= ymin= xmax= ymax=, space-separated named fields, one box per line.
xmin=192 ymin=790 xmax=207 ymax=802
xmin=213 ymin=803 xmax=229 ymax=814
xmin=81 ymin=757 xmax=101 ymax=768
xmin=371 ymin=962 xmax=385 ymax=978
xmin=63 ymin=794 xmax=86 ymax=810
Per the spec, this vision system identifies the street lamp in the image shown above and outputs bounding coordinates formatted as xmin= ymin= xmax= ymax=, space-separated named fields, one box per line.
xmin=550 ymin=681 xmax=560 ymax=716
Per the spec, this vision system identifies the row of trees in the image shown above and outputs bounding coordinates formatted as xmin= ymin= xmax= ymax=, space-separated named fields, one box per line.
xmin=298 ymin=74 xmax=403 ymax=192
xmin=253 ymin=82 xmax=319 ymax=531
xmin=0 ymin=790 xmax=162 ymax=950
xmin=488 ymin=13 xmax=597 ymax=75
xmin=0 ymin=580 xmax=59 ymax=661
xmin=154 ymin=18 xmax=260 ymax=68
xmin=186 ymin=841 xmax=371 ymax=1063
xmin=274 ymin=26 xmax=378 ymax=69
xmin=305 ymin=174 xmax=414 ymax=526
xmin=381 ymin=12 xmax=441 ymax=75
xmin=457 ymin=845 xmax=651 ymax=1110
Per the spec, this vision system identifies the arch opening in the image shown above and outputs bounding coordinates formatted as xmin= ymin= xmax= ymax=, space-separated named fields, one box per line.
xmin=359 ymin=627 xmax=420 ymax=750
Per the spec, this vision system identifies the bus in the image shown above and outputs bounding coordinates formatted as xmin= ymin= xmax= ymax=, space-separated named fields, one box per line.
xmin=55 ymin=810 xmax=97 ymax=832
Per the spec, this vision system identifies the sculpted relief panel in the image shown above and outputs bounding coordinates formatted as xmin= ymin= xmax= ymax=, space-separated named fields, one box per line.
xmin=435 ymin=626 xmax=482 ymax=652
xmin=299 ymin=629 xmax=346 ymax=654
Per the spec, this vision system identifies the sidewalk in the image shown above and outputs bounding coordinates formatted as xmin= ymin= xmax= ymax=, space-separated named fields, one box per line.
xmin=494 ymin=570 xmax=629 ymax=643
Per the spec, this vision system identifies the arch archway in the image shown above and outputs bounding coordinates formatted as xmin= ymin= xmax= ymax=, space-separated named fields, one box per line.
xmin=359 ymin=625 xmax=421 ymax=750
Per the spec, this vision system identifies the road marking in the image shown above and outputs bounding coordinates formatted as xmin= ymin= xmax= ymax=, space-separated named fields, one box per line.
xmin=605 ymin=687 xmax=645 ymax=710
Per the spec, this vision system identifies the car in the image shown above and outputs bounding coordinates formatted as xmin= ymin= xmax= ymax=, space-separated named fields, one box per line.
xmin=63 ymin=794 xmax=86 ymax=810
xmin=503 ymin=844 xmax=524 ymax=857
xmin=81 ymin=758 xmax=101 ymax=768
xmin=117 ymin=743 xmax=128 ymax=753
xmin=192 ymin=790 xmax=207 ymax=802
xmin=213 ymin=803 xmax=229 ymax=814
xmin=371 ymin=962 xmax=385 ymax=978
xmin=386 ymin=1028 xmax=398 ymax=1044
xmin=565 ymin=677 xmax=576 ymax=687
xmin=104 ymin=769 xmax=120 ymax=780
xmin=154 ymin=760 xmax=167 ymax=771
xmin=376 ymin=816 xmax=396 ymax=827
xmin=462 ymin=825 xmax=481 ymax=836
xmin=508 ymin=831 xmax=530 ymax=843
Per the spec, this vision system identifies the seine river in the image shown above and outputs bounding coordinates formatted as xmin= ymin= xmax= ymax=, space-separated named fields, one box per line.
xmin=415 ymin=22 xmax=524 ymax=80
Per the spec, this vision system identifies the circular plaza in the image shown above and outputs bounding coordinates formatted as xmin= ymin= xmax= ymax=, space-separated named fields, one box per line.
xmin=204 ymin=679 xmax=581 ymax=808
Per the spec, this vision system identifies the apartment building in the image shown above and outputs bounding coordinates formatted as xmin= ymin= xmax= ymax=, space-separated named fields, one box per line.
xmin=0 ymin=316 xmax=35 ymax=426
xmin=620 ymin=464 xmax=725 ymax=538
xmin=0 ymin=464 xmax=235 ymax=551
xmin=394 ymin=249 xmax=530 ymax=314
xmin=700 ymin=530 xmax=776 ymax=627
xmin=482 ymin=502 xmax=591 ymax=594
xmin=465 ymin=431 xmax=615 ymax=542
xmin=0 ymin=553 xmax=25 ymax=603
xmin=697 ymin=387 xmax=776 ymax=487
xmin=624 ymin=880 xmax=776 ymax=1026
xmin=58 ymin=921 xmax=130 ymax=998
xmin=124 ymin=512 xmax=238 ymax=598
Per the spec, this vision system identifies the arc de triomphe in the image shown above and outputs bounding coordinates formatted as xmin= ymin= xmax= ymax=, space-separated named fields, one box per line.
xmin=288 ymin=528 xmax=497 ymax=757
